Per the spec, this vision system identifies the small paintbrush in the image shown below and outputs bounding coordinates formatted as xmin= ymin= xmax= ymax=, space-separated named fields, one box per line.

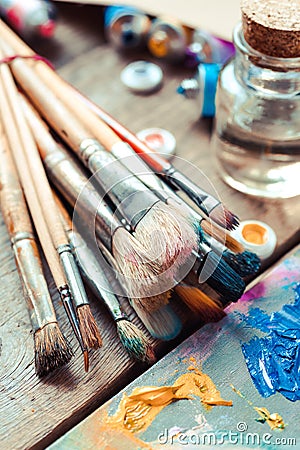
xmin=0 ymin=133 xmax=73 ymax=377
xmin=0 ymin=55 xmax=89 ymax=370
xmin=56 ymin=194 xmax=156 ymax=364
xmin=0 ymin=46 xmax=102 ymax=353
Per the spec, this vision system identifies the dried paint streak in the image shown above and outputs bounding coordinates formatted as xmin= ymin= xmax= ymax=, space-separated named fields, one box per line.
xmin=106 ymin=385 xmax=189 ymax=434
xmin=242 ymin=283 xmax=300 ymax=401
xmin=231 ymin=385 xmax=285 ymax=431
xmin=105 ymin=361 xmax=232 ymax=436
xmin=254 ymin=407 xmax=285 ymax=430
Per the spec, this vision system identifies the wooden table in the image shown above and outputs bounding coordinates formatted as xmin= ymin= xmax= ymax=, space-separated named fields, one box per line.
xmin=0 ymin=3 xmax=299 ymax=449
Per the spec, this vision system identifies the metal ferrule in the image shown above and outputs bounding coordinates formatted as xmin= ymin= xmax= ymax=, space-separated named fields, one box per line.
xmin=80 ymin=139 xmax=161 ymax=229
xmin=67 ymin=229 xmax=125 ymax=322
xmin=12 ymin=235 xmax=57 ymax=332
xmin=191 ymin=242 xmax=213 ymax=283
xmin=43 ymin=146 xmax=121 ymax=252
xmin=59 ymin=284 xmax=86 ymax=352
xmin=163 ymin=166 xmax=220 ymax=215
xmin=57 ymin=244 xmax=89 ymax=308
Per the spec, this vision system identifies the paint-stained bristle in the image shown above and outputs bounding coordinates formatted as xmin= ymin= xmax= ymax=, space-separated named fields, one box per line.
xmin=175 ymin=285 xmax=226 ymax=322
xmin=34 ymin=322 xmax=73 ymax=377
xmin=135 ymin=202 xmax=198 ymax=273
xmin=77 ymin=305 xmax=102 ymax=350
xmin=134 ymin=291 xmax=171 ymax=313
xmin=224 ymin=250 xmax=261 ymax=278
xmin=200 ymin=251 xmax=246 ymax=303
xmin=116 ymin=319 xmax=156 ymax=364
xmin=131 ymin=300 xmax=182 ymax=341
xmin=201 ymin=219 xmax=245 ymax=253
xmin=210 ymin=204 xmax=240 ymax=231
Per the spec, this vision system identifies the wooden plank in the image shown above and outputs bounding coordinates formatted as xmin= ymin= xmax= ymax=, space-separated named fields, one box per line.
xmin=0 ymin=4 xmax=299 ymax=450
xmin=48 ymin=246 xmax=300 ymax=449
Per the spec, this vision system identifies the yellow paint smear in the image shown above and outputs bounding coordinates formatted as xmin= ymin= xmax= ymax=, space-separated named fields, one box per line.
xmin=106 ymin=362 xmax=232 ymax=436
xmin=231 ymin=385 xmax=285 ymax=431
xmin=254 ymin=407 xmax=285 ymax=430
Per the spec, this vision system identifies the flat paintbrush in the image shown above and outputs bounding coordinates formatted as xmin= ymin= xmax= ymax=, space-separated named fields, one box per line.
xmin=0 ymin=58 xmax=89 ymax=370
xmin=0 ymin=132 xmax=73 ymax=377
xmin=21 ymin=97 xmax=173 ymax=312
xmin=0 ymin=40 xmax=198 ymax=289
xmin=56 ymin=194 xmax=156 ymax=364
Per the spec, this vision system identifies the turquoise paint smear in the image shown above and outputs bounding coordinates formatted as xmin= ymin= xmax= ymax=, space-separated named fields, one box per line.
xmin=242 ymin=284 xmax=300 ymax=402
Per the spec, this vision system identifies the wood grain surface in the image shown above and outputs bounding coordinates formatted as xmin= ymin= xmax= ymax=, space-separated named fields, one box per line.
xmin=0 ymin=3 xmax=299 ymax=450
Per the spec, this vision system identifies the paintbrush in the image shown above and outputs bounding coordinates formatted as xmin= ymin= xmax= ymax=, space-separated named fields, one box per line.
xmin=0 ymin=59 xmax=89 ymax=370
xmin=0 ymin=39 xmax=198 ymax=288
xmin=21 ymin=96 xmax=176 ymax=311
xmin=0 ymin=45 xmax=102 ymax=353
xmin=55 ymin=194 xmax=156 ymax=364
xmin=0 ymin=132 xmax=73 ymax=377
xmin=0 ymin=18 xmax=238 ymax=231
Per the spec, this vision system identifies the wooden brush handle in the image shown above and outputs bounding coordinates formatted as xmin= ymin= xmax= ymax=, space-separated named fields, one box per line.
xmin=0 ymin=70 xmax=65 ymax=289
xmin=0 ymin=20 xmax=121 ymax=151
xmin=0 ymin=43 xmax=70 ymax=251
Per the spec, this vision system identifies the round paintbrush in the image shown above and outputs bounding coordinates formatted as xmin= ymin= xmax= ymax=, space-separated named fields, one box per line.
xmin=0 ymin=51 xmax=102 ymax=353
xmin=0 ymin=132 xmax=73 ymax=377
xmin=21 ymin=97 xmax=174 ymax=311
xmin=0 ymin=55 xmax=89 ymax=370
xmin=55 ymin=194 xmax=156 ymax=364
xmin=0 ymin=39 xmax=198 ymax=294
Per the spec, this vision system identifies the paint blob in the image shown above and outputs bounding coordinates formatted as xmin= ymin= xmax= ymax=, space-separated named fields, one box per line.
xmin=242 ymin=283 xmax=300 ymax=401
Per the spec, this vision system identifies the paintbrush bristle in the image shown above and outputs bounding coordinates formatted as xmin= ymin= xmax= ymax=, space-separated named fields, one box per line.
xmin=130 ymin=299 xmax=182 ymax=341
xmin=175 ymin=285 xmax=226 ymax=322
xmin=198 ymin=251 xmax=246 ymax=303
xmin=116 ymin=319 xmax=156 ymax=364
xmin=34 ymin=322 xmax=73 ymax=377
xmin=135 ymin=202 xmax=198 ymax=274
xmin=209 ymin=204 xmax=240 ymax=231
xmin=223 ymin=250 xmax=261 ymax=278
xmin=77 ymin=304 xmax=102 ymax=350
xmin=134 ymin=291 xmax=172 ymax=313
xmin=201 ymin=219 xmax=245 ymax=253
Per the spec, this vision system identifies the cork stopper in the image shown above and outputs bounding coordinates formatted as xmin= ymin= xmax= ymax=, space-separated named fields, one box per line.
xmin=241 ymin=0 xmax=300 ymax=58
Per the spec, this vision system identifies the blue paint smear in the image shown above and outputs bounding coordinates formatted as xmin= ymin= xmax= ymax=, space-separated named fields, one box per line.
xmin=242 ymin=283 xmax=300 ymax=402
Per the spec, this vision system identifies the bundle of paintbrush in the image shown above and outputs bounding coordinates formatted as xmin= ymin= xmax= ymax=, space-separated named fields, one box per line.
xmin=0 ymin=20 xmax=262 ymax=359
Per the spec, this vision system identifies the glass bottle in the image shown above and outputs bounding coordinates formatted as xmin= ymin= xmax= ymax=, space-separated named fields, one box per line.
xmin=212 ymin=23 xmax=300 ymax=198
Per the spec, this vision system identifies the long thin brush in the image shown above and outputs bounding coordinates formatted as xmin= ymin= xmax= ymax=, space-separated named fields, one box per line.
xmin=0 ymin=40 xmax=198 ymax=290
xmin=56 ymin=195 xmax=156 ymax=364
xmin=0 ymin=49 xmax=102 ymax=352
xmin=0 ymin=132 xmax=73 ymax=377
xmin=0 ymin=18 xmax=238 ymax=231
xmin=0 ymin=53 xmax=88 ymax=370
xmin=22 ymin=97 xmax=172 ymax=312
